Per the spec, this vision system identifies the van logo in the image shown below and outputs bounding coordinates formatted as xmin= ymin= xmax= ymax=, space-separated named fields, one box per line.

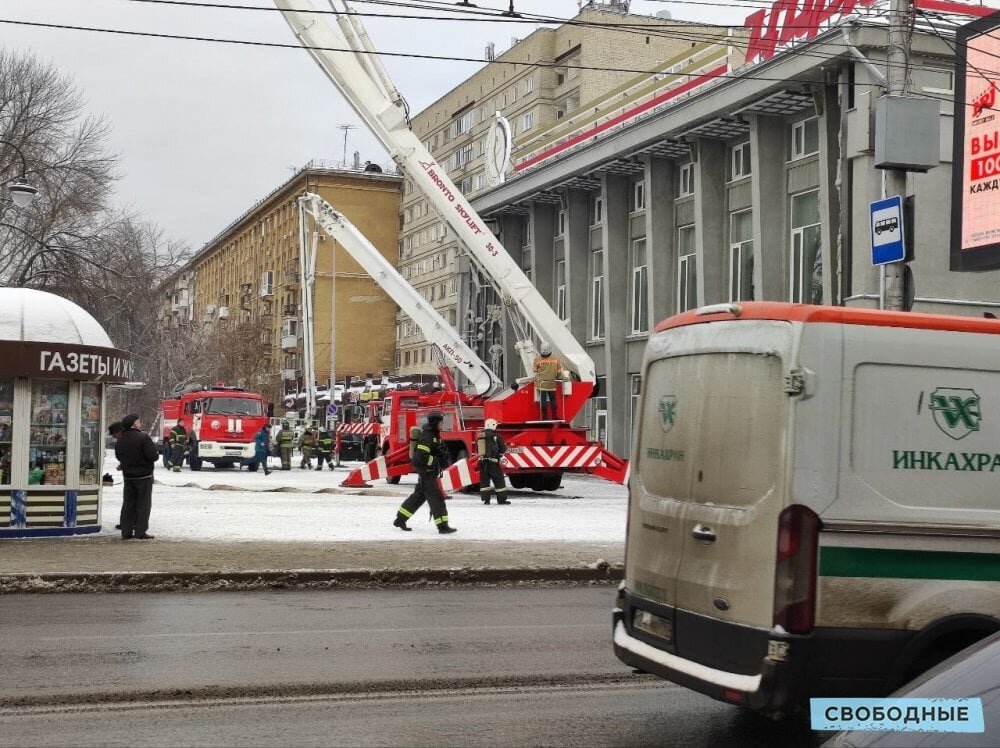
xmin=658 ymin=396 xmax=677 ymax=433
xmin=929 ymin=388 xmax=982 ymax=440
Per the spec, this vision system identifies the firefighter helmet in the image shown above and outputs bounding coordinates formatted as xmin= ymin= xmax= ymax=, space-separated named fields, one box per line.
xmin=485 ymin=418 xmax=498 ymax=430
xmin=539 ymin=341 xmax=552 ymax=356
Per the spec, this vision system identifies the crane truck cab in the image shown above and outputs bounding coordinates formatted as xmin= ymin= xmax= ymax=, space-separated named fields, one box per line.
xmin=614 ymin=302 xmax=1000 ymax=718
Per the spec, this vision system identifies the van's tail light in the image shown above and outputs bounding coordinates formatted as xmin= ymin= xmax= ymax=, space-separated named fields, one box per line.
xmin=772 ymin=504 xmax=819 ymax=635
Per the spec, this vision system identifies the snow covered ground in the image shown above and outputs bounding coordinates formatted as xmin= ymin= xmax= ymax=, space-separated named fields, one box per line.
xmin=100 ymin=454 xmax=628 ymax=544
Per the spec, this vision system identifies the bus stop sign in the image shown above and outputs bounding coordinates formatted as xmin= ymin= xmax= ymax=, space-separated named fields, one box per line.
xmin=870 ymin=195 xmax=906 ymax=266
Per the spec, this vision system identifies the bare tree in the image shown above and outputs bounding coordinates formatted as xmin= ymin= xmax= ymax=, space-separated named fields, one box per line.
xmin=0 ymin=49 xmax=118 ymax=286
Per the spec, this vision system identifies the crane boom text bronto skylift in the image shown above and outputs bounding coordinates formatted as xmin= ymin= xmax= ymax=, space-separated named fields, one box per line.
xmin=298 ymin=193 xmax=502 ymax=396
xmin=271 ymin=0 xmax=596 ymax=384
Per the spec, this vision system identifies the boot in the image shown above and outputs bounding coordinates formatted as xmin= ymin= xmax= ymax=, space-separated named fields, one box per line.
xmin=437 ymin=523 xmax=457 ymax=534
xmin=481 ymin=494 xmax=491 ymax=505
xmin=496 ymin=496 xmax=510 ymax=505
xmin=393 ymin=515 xmax=411 ymax=532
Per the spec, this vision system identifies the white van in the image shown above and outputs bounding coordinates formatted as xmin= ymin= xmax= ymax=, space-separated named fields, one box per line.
xmin=614 ymin=302 xmax=1000 ymax=717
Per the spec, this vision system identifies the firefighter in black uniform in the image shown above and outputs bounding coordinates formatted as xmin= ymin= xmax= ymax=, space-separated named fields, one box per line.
xmin=277 ymin=422 xmax=295 ymax=470
xmin=167 ymin=420 xmax=189 ymax=472
xmin=393 ymin=412 xmax=456 ymax=534
xmin=315 ymin=429 xmax=335 ymax=471
xmin=477 ymin=418 xmax=509 ymax=505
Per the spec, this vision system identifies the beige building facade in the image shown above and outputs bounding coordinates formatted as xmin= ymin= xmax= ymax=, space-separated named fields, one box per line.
xmin=159 ymin=163 xmax=402 ymax=407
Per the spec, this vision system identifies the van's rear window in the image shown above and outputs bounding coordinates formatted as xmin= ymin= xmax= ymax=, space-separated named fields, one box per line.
xmin=637 ymin=352 xmax=786 ymax=508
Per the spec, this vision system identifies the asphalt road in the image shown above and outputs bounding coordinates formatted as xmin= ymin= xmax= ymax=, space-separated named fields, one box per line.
xmin=0 ymin=587 xmax=829 ymax=747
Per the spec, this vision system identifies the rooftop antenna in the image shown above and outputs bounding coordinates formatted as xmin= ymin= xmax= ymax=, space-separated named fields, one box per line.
xmin=337 ymin=123 xmax=357 ymax=167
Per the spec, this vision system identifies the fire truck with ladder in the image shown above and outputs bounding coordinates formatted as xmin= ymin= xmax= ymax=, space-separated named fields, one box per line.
xmin=281 ymin=0 xmax=631 ymax=491
xmin=160 ymin=384 xmax=270 ymax=471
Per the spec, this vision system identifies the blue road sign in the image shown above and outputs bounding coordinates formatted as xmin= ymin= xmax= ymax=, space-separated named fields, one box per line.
xmin=327 ymin=404 xmax=338 ymax=416
xmin=870 ymin=195 xmax=906 ymax=266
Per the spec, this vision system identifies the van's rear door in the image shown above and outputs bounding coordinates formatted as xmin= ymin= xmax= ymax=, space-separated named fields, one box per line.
xmin=635 ymin=321 xmax=793 ymax=675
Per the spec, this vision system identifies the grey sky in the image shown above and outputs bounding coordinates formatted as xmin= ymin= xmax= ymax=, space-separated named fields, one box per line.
xmin=2 ymin=0 xmax=730 ymax=250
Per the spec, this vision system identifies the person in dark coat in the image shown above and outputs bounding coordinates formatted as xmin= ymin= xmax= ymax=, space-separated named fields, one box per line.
xmin=477 ymin=418 xmax=509 ymax=505
xmin=252 ymin=423 xmax=271 ymax=475
xmin=393 ymin=412 xmax=456 ymax=534
xmin=114 ymin=414 xmax=157 ymax=540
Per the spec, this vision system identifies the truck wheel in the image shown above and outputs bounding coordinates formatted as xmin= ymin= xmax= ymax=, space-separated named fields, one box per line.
xmin=539 ymin=473 xmax=562 ymax=491
xmin=189 ymin=454 xmax=202 ymax=471
xmin=217 ymin=461 xmax=236 ymax=470
xmin=386 ymin=475 xmax=400 ymax=485
xmin=509 ymin=475 xmax=528 ymax=489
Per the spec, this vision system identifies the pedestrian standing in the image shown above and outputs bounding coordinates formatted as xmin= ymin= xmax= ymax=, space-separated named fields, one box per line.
xmin=252 ymin=423 xmax=271 ymax=475
xmin=167 ymin=419 xmax=189 ymax=472
xmin=115 ymin=413 xmax=157 ymax=540
xmin=393 ymin=412 xmax=456 ymax=534
xmin=107 ymin=421 xmax=125 ymax=530
xmin=277 ymin=421 xmax=294 ymax=470
xmin=315 ymin=429 xmax=335 ymax=470
xmin=298 ymin=426 xmax=316 ymax=469
xmin=477 ymin=418 xmax=509 ymax=505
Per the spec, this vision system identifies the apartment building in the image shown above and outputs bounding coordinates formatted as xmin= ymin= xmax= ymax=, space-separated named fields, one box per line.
xmin=396 ymin=4 xmax=723 ymax=376
xmin=159 ymin=162 xmax=402 ymax=406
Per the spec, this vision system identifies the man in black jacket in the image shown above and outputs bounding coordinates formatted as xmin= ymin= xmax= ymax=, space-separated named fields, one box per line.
xmin=393 ymin=412 xmax=456 ymax=534
xmin=115 ymin=414 xmax=157 ymax=540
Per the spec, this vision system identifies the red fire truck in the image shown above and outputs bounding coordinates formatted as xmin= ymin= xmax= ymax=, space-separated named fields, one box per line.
xmin=160 ymin=384 xmax=270 ymax=471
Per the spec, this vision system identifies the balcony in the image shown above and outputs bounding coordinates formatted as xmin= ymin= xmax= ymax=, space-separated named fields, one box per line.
xmin=283 ymin=304 xmax=297 ymax=317
xmin=281 ymin=335 xmax=298 ymax=351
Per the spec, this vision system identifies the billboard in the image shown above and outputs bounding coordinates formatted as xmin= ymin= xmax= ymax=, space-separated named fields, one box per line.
xmin=953 ymin=11 xmax=1000 ymax=270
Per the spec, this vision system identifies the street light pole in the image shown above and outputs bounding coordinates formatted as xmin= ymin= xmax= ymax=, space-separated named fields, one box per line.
xmin=0 ymin=139 xmax=39 ymax=208
xmin=337 ymin=124 xmax=357 ymax=168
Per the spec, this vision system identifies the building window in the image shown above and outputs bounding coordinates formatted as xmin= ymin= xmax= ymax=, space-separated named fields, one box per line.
xmin=677 ymin=225 xmax=697 ymax=313
xmin=729 ymin=210 xmax=754 ymax=302
xmin=479 ymin=106 xmax=487 ymax=123
xmin=678 ymin=163 xmax=695 ymax=197
xmin=590 ymin=248 xmax=605 ymax=340
xmin=523 ymin=75 xmax=533 ymax=94
xmin=404 ymin=351 xmax=411 ymax=366
xmin=452 ymin=109 xmax=474 ymax=138
xmin=555 ymin=258 xmax=567 ymax=320
xmin=790 ymin=117 xmax=819 ymax=160
xmin=475 ymin=172 xmax=486 ymax=191
xmin=451 ymin=143 xmax=474 ymax=170
xmin=522 ymin=110 xmax=534 ymax=132
xmin=591 ymin=376 xmax=607 ymax=444
xmin=459 ymin=176 xmax=473 ymax=194
xmin=478 ymin=138 xmax=487 ymax=157
xmin=591 ymin=193 xmax=603 ymax=225
xmin=630 ymin=238 xmax=648 ymax=334
xmin=631 ymin=179 xmax=645 ymax=212
xmin=729 ymin=141 xmax=751 ymax=181
xmin=556 ymin=209 xmax=566 ymax=236
xmin=790 ymin=190 xmax=822 ymax=304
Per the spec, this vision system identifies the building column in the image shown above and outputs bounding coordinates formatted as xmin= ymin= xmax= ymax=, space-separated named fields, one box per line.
xmin=498 ymin=213 xmax=526 ymax=381
xmin=563 ymin=188 xmax=591 ymax=429
xmin=645 ymin=155 xmax=675 ymax=327
xmin=694 ymin=138 xmax=726 ymax=306
xmin=750 ymin=113 xmax=786 ymax=300
xmin=531 ymin=202 xmax=556 ymax=301
xmin=817 ymin=83 xmax=842 ymax=306
xmin=602 ymin=173 xmax=629 ymax=456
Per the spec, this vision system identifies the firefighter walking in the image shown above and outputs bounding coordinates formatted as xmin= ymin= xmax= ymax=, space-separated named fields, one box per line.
xmin=477 ymin=418 xmax=509 ymax=505
xmin=298 ymin=426 xmax=316 ymax=469
xmin=277 ymin=422 xmax=295 ymax=470
xmin=167 ymin=420 xmax=189 ymax=472
xmin=315 ymin=429 xmax=335 ymax=470
xmin=393 ymin=411 xmax=456 ymax=534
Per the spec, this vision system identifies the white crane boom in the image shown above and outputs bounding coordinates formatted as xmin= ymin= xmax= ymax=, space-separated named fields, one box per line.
xmin=272 ymin=0 xmax=596 ymax=384
xmin=298 ymin=193 xmax=502 ymax=396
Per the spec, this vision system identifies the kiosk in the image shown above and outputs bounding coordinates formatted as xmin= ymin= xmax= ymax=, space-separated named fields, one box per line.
xmin=0 ymin=288 xmax=133 ymax=538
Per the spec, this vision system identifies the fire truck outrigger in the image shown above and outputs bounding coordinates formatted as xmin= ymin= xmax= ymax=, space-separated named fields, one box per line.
xmin=282 ymin=0 xmax=631 ymax=492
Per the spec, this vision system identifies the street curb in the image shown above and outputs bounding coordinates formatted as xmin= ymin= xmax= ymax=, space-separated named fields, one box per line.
xmin=0 ymin=564 xmax=624 ymax=593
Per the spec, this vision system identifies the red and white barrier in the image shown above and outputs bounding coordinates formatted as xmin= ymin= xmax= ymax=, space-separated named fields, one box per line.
xmin=502 ymin=444 xmax=602 ymax=470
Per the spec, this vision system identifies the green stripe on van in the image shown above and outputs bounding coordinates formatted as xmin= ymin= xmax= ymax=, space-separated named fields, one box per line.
xmin=820 ymin=546 xmax=1000 ymax=582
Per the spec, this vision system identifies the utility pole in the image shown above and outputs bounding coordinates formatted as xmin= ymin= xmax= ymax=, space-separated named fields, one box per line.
xmin=882 ymin=0 xmax=912 ymax=311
